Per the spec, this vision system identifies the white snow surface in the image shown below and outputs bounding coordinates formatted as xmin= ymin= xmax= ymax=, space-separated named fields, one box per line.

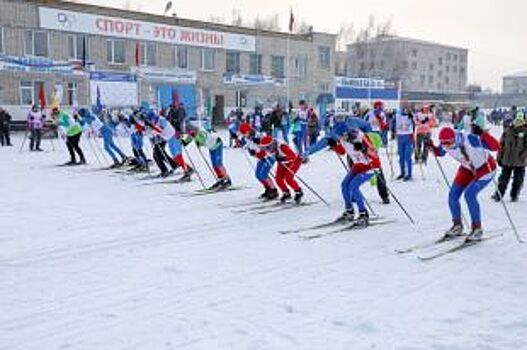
xmin=1 ymin=130 xmax=527 ymax=350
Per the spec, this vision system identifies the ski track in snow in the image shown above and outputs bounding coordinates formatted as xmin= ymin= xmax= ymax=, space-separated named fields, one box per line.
xmin=1 ymin=129 xmax=527 ymax=350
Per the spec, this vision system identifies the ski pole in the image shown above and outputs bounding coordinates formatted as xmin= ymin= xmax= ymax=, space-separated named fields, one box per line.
xmin=18 ymin=129 xmax=29 ymax=153
xmin=267 ymin=157 xmax=330 ymax=207
xmin=385 ymin=139 xmax=395 ymax=179
xmin=487 ymin=163 xmax=523 ymax=243
xmin=86 ymin=133 xmax=104 ymax=167
xmin=432 ymin=152 xmax=470 ymax=228
xmin=195 ymin=143 xmax=218 ymax=180
xmin=336 ymin=154 xmax=377 ymax=217
xmin=377 ymin=174 xmax=415 ymax=225
xmin=182 ymin=143 xmax=207 ymax=190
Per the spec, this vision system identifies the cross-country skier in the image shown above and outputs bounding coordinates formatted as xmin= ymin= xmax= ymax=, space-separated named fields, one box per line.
xmin=195 ymin=129 xmax=232 ymax=190
xmin=328 ymin=129 xmax=382 ymax=226
xmin=365 ymin=101 xmax=389 ymax=146
xmin=239 ymin=122 xmax=278 ymax=200
xmin=52 ymin=107 xmax=86 ymax=165
xmin=414 ymin=105 xmax=436 ymax=163
xmin=391 ymin=107 xmax=415 ymax=181
xmin=425 ymin=118 xmax=500 ymax=242
xmin=78 ymin=108 xmax=128 ymax=168
xmin=259 ymin=135 xmax=304 ymax=203
xmin=143 ymin=110 xmax=194 ymax=181
xmin=127 ymin=114 xmax=149 ymax=172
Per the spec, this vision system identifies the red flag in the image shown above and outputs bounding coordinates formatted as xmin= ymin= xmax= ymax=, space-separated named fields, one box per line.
xmin=135 ymin=43 xmax=141 ymax=66
xmin=289 ymin=7 xmax=295 ymax=32
xmin=38 ymin=84 xmax=46 ymax=109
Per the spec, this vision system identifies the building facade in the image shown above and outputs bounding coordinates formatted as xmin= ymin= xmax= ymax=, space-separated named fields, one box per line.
xmin=0 ymin=0 xmax=336 ymax=121
xmin=345 ymin=35 xmax=468 ymax=94
xmin=503 ymin=71 xmax=527 ymax=94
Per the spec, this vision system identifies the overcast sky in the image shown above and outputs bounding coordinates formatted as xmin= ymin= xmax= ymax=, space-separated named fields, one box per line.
xmin=78 ymin=0 xmax=527 ymax=91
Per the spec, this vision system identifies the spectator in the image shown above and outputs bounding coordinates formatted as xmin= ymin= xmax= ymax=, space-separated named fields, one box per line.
xmin=0 ymin=106 xmax=13 ymax=146
xmin=307 ymin=108 xmax=320 ymax=146
xmin=492 ymin=112 xmax=527 ymax=202
xmin=27 ymin=104 xmax=45 ymax=151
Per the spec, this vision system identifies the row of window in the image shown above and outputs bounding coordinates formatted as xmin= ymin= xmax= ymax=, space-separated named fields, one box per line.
xmin=19 ymin=81 xmax=77 ymax=106
xmin=358 ymin=60 xmax=466 ymax=76
xmin=1 ymin=28 xmax=330 ymax=77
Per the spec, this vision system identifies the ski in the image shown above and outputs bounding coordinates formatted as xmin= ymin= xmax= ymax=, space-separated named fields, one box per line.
xmin=299 ymin=218 xmax=397 ymax=240
xmin=254 ymin=201 xmax=316 ymax=215
xmin=231 ymin=200 xmax=283 ymax=213
xmin=180 ymin=186 xmax=248 ymax=197
xmin=396 ymin=227 xmax=510 ymax=254
xmin=221 ymin=199 xmax=271 ymax=209
xmin=417 ymin=234 xmax=503 ymax=261
xmin=279 ymin=215 xmax=385 ymax=235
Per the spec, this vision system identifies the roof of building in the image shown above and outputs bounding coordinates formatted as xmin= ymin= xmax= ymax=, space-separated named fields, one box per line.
xmin=348 ymin=34 xmax=467 ymax=52
xmin=503 ymin=70 xmax=527 ymax=78
xmin=27 ymin=0 xmax=335 ymax=41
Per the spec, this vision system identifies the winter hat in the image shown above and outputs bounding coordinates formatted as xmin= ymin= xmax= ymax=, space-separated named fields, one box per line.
xmin=471 ymin=110 xmax=486 ymax=130
xmin=438 ymin=127 xmax=456 ymax=145
xmin=331 ymin=121 xmax=348 ymax=137
xmin=373 ymin=100 xmax=383 ymax=109
xmin=239 ymin=122 xmax=252 ymax=136
xmin=259 ymin=135 xmax=274 ymax=148
xmin=513 ymin=112 xmax=526 ymax=127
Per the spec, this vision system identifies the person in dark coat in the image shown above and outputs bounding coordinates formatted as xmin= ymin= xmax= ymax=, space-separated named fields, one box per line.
xmin=0 ymin=106 xmax=13 ymax=146
xmin=176 ymin=103 xmax=186 ymax=134
xmin=492 ymin=112 xmax=527 ymax=202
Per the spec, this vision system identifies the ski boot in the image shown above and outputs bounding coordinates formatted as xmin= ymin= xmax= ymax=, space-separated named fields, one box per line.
xmin=266 ymin=188 xmax=279 ymax=200
xmin=465 ymin=227 xmax=483 ymax=242
xmin=178 ymin=167 xmax=194 ymax=182
xmin=110 ymin=159 xmax=122 ymax=169
xmin=259 ymin=188 xmax=270 ymax=199
xmin=440 ymin=223 xmax=464 ymax=242
xmin=354 ymin=211 xmax=369 ymax=227
xmin=294 ymin=189 xmax=304 ymax=204
xmin=395 ymin=174 xmax=405 ymax=180
xmin=280 ymin=191 xmax=292 ymax=203
xmin=220 ymin=177 xmax=232 ymax=189
xmin=336 ymin=209 xmax=355 ymax=223
xmin=403 ymin=175 xmax=412 ymax=182
xmin=64 ymin=160 xmax=77 ymax=166
xmin=490 ymin=192 xmax=502 ymax=202
xmin=382 ymin=197 xmax=390 ymax=204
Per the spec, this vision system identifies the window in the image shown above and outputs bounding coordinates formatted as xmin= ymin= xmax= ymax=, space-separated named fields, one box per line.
xmin=67 ymin=82 xmax=77 ymax=106
xmin=226 ymin=51 xmax=240 ymax=74
xmin=412 ymin=49 xmax=418 ymax=57
xmin=378 ymin=61 xmax=384 ymax=69
xmin=25 ymin=30 xmax=48 ymax=57
xmin=139 ymin=42 xmax=157 ymax=66
xmin=106 ymin=39 xmax=126 ymax=64
xmin=249 ymin=54 xmax=262 ymax=75
xmin=420 ymin=75 xmax=426 ymax=85
xmin=271 ymin=55 xmax=285 ymax=78
xmin=453 ymin=54 xmax=458 ymax=61
xmin=460 ymin=66 xmax=466 ymax=75
xmin=201 ymin=48 xmax=215 ymax=71
xmin=429 ymin=63 xmax=434 ymax=71
xmin=294 ymin=56 xmax=307 ymax=77
xmin=411 ymin=62 xmax=417 ymax=70
xmin=438 ymin=57 xmax=443 ymax=65
xmin=67 ymin=34 xmax=88 ymax=60
xmin=403 ymin=61 xmax=409 ymax=69
xmin=428 ymin=75 xmax=434 ymax=84
xmin=357 ymin=50 xmax=365 ymax=59
xmin=319 ymin=83 xmax=330 ymax=93
xmin=235 ymin=90 xmax=247 ymax=108
xmin=453 ymin=65 xmax=458 ymax=73
xmin=318 ymin=46 xmax=331 ymax=69
xmin=360 ymin=62 xmax=365 ymax=71
xmin=446 ymin=53 xmax=451 ymax=61
xmin=175 ymin=46 xmax=188 ymax=69
xmin=445 ymin=77 xmax=450 ymax=85
xmin=438 ymin=70 xmax=443 ymax=78
xmin=20 ymin=81 xmax=34 ymax=105
xmin=446 ymin=65 xmax=450 ymax=73
xmin=0 ymin=27 xmax=4 ymax=53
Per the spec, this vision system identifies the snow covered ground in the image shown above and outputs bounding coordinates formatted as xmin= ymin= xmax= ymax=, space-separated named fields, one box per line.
xmin=1 ymin=130 xmax=527 ymax=350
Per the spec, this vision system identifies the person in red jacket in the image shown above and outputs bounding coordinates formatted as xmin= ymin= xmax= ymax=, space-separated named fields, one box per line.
xmin=328 ymin=129 xmax=381 ymax=226
xmin=260 ymin=135 xmax=304 ymax=203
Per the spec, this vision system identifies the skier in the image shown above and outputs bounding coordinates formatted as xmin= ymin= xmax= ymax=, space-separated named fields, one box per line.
xmin=328 ymin=128 xmax=382 ymax=226
xmin=194 ymin=129 xmax=232 ymax=190
xmin=239 ymin=122 xmax=278 ymax=200
xmin=392 ymin=107 xmax=415 ymax=181
xmin=52 ymin=107 xmax=86 ymax=165
xmin=365 ymin=101 xmax=389 ymax=146
xmin=143 ymin=110 xmax=194 ymax=181
xmin=426 ymin=120 xmax=500 ymax=242
xmin=78 ymin=108 xmax=128 ymax=168
xmin=27 ymin=104 xmax=45 ymax=151
xmin=127 ymin=115 xmax=149 ymax=172
xmin=414 ymin=105 xmax=436 ymax=163
xmin=259 ymin=135 xmax=304 ymax=203
xmin=492 ymin=111 xmax=527 ymax=202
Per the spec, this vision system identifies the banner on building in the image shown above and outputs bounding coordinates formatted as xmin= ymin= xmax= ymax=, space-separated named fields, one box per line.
xmin=0 ymin=54 xmax=78 ymax=74
xmin=223 ymin=73 xmax=286 ymax=86
xmin=133 ymin=67 xmax=197 ymax=84
xmin=39 ymin=7 xmax=256 ymax=52
xmin=89 ymin=71 xmax=138 ymax=107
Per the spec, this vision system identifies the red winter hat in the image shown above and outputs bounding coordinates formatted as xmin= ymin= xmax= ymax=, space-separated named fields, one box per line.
xmin=373 ymin=100 xmax=383 ymax=109
xmin=259 ymin=135 xmax=274 ymax=147
xmin=438 ymin=127 xmax=456 ymax=145
xmin=239 ymin=122 xmax=252 ymax=135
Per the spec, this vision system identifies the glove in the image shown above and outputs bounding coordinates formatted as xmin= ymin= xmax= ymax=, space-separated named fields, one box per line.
xmin=423 ymin=138 xmax=433 ymax=149
xmin=252 ymin=137 xmax=261 ymax=144
xmin=353 ymin=142 xmax=364 ymax=151
xmin=144 ymin=119 xmax=153 ymax=127
xmin=390 ymin=132 xmax=396 ymax=140
xmin=276 ymin=154 xmax=287 ymax=162
xmin=327 ymin=137 xmax=337 ymax=147
xmin=472 ymin=124 xmax=484 ymax=136
xmin=249 ymin=149 xmax=256 ymax=156
xmin=421 ymin=117 xmax=429 ymax=124
xmin=497 ymin=158 xmax=503 ymax=167
xmin=29 ymin=116 xmax=34 ymax=121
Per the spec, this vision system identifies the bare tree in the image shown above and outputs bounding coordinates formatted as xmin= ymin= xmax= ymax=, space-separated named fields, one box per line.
xmin=336 ymin=23 xmax=355 ymax=51
xmin=253 ymin=13 xmax=280 ymax=31
xmin=231 ymin=9 xmax=243 ymax=26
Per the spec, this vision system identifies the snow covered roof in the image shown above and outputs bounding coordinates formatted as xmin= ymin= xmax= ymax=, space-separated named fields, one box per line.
xmin=503 ymin=70 xmax=527 ymax=78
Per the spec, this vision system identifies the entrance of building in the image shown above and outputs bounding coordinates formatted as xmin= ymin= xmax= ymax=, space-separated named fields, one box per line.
xmin=212 ymin=95 xmax=225 ymax=126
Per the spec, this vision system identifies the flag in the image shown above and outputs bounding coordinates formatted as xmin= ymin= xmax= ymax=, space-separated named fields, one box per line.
xmin=135 ymin=42 xmax=141 ymax=67
xmin=95 ymin=85 xmax=103 ymax=114
xmin=38 ymin=84 xmax=46 ymax=109
xmin=50 ymin=90 xmax=60 ymax=110
xmin=81 ymin=36 xmax=87 ymax=68
xmin=164 ymin=1 xmax=173 ymax=15
xmin=288 ymin=7 xmax=295 ymax=32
